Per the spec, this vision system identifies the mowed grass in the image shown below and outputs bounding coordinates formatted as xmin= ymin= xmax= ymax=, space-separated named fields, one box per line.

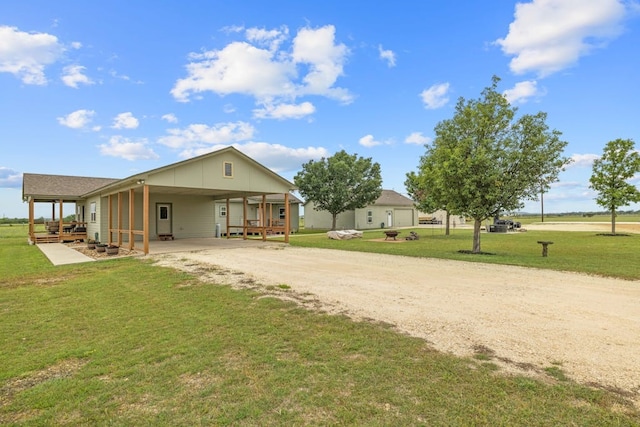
xmin=1 ymin=225 xmax=639 ymax=425
xmin=289 ymin=226 xmax=640 ymax=280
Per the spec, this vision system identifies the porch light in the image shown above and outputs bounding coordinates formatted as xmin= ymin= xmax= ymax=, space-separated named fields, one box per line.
xmin=137 ymin=179 xmax=145 ymax=185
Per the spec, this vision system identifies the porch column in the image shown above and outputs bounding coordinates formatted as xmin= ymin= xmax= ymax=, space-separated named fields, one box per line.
xmin=225 ymin=198 xmax=230 ymax=239
xmin=143 ymin=184 xmax=149 ymax=254
xmin=118 ymin=192 xmax=123 ymax=247
xmin=28 ymin=197 xmax=34 ymax=243
xmin=284 ymin=193 xmax=290 ymax=243
xmin=128 ymin=189 xmax=134 ymax=250
xmin=108 ymin=194 xmax=113 ymax=245
xmin=261 ymin=194 xmax=267 ymax=241
xmin=242 ymin=197 xmax=248 ymax=240
xmin=58 ymin=200 xmax=63 ymax=242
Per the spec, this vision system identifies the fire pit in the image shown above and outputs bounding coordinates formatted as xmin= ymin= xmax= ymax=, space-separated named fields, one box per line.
xmin=384 ymin=230 xmax=400 ymax=240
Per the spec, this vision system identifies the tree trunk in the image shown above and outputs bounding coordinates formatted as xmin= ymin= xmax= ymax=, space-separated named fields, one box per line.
xmin=331 ymin=213 xmax=338 ymax=231
xmin=611 ymin=207 xmax=616 ymax=235
xmin=445 ymin=211 xmax=450 ymax=235
xmin=472 ymin=219 xmax=482 ymax=253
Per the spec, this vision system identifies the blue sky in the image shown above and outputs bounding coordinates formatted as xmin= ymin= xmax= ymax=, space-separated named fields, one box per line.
xmin=1 ymin=0 xmax=639 ymax=219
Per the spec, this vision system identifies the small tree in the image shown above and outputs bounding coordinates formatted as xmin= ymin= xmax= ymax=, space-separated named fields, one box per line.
xmin=589 ymin=138 xmax=640 ymax=235
xmin=294 ymin=150 xmax=382 ymax=230
xmin=406 ymin=76 xmax=570 ymax=253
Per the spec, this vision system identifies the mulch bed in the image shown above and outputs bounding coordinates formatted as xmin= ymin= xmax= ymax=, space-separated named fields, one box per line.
xmin=65 ymin=243 xmax=144 ymax=260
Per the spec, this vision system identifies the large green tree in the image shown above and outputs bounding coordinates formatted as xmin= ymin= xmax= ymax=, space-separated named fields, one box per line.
xmin=295 ymin=150 xmax=382 ymax=230
xmin=406 ymin=76 xmax=570 ymax=253
xmin=589 ymin=138 xmax=640 ymax=235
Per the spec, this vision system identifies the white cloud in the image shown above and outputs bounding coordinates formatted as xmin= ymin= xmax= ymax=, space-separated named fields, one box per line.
xmin=61 ymin=64 xmax=94 ymax=88
xmin=0 ymin=167 xmax=22 ymax=188
xmin=98 ymin=136 xmax=159 ymax=161
xmin=253 ymin=101 xmax=315 ymax=120
xmin=503 ymin=80 xmax=543 ymax=104
xmin=420 ymin=82 xmax=450 ymax=109
xmin=0 ymin=25 xmax=65 ymax=85
xmin=378 ymin=45 xmax=396 ymax=67
xmin=359 ymin=134 xmax=383 ymax=148
xmin=180 ymin=142 xmax=329 ymax=173
xmin=57 ymin=109 xmax=96 ymax=129
xmin=405 ymin=132 xmax=431 ymax=145
xmin=496 ymin=0 xmax=627 ymax=77
xmin=161 ymin=113 xmax=178 ymax=123
xmin=157 ymin=121 xmax=256 ymax=149
xmin=111 ymin=112 xmax=139 ymax=129
xmin=171 ymin=25 xmax=352 ymax=117
xmin=569 ymin=153 xmax=600 ymax=168
xmin=245 ymin=26 xmax=289 ymax=51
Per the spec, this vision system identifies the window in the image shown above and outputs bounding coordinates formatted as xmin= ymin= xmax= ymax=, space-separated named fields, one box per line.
xmin=223 ymin=161 xmax=233 ymax=177
xmin=159 ymin=206 xmax=169 ymax=220
xmin=279 ymin=207 xmax=285 ymax=220
xmin=90 ymin=202 xmax=96 ymax=222
xmin=219 ymin=205 xmax=227 ymax=217
xmin=366 ymin=210 xmax=373 ymax=224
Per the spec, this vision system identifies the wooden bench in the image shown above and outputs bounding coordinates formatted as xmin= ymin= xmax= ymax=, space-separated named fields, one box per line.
xmin=158 ymin=233 xmax=174 ymax=241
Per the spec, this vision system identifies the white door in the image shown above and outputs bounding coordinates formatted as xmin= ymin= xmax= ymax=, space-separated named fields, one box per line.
xmin=387 ymin=211 xmax=393 ymax=227
xmin=157 ymin=203 xmax=172 ymax=235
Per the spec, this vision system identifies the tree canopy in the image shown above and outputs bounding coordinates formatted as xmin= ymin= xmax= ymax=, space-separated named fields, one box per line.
xmin=294 ymin=150 xmax=383 ymax=230
xmin=589 ymin=138 xmax=640 ymax=235
xmin=406 ymin=76 xmax=570 ymax=253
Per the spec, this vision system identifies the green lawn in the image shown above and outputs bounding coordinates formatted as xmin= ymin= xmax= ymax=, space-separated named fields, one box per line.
xmin=1 ymin=224 xmax=639 ymax=425
xmin=289 ymin=225 xmax=640 ymax=280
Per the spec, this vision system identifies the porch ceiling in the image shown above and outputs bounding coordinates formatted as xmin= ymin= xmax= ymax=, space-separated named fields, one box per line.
xmin=131 ymin=185 xmax=282 ymax=201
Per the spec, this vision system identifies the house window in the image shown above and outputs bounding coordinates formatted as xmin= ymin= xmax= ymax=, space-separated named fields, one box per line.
xmin=366 ymin=210 xmax=373 ymax=224
xmin=223 ymin=161 xmax=233 ymax=178
xmin=220 ymin=206 xmax=227 ymax=217
xmin=90 ymin=202 xmax=96 ymax=222
xmin=159 ymin=206 xmax=169 ymax=220
xmin=279 ymin=207 xmax=285 ymax=220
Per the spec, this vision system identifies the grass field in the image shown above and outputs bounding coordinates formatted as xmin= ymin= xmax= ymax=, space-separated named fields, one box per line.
xmin=290 ymin=224 xmax=640 ymax=280
xmin=1 ymin=224 xmax=639 ymax=425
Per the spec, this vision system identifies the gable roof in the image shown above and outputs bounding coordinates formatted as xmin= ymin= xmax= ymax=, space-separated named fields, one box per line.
xmin=22 ymin=173 xmax=118 ymax=202
xmin=372 ymin=190 xmax=414 ymax=206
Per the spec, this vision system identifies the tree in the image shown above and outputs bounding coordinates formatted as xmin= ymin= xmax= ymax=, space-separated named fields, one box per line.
xmin=294 ymin=150 xmax=382 ymax=230
xmin=589 ymin=138 xmax=640 ymax=235
xmin=406 ymin=76 xmax=570 ymax=253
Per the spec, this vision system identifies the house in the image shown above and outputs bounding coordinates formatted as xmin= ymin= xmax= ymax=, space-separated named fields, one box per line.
xmin=303 ymin=189 xmax=419 ymax=230
xmin=22 ymin=147 xmax=298 ymax=254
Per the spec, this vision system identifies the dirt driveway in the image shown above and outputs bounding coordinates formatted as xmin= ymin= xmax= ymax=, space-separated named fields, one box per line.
xmin=152 ymin=224 xmax=640 ymax=405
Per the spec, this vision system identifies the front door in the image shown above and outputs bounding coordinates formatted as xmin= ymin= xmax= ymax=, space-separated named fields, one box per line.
xmin=157 ymin=203 xmax=172 ymax=235
xmin=387 ymin=211 xmax=393 ymax=228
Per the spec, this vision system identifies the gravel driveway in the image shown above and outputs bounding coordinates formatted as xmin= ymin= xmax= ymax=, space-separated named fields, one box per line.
xmin=152 ymin=239 xmax=640 ymax=406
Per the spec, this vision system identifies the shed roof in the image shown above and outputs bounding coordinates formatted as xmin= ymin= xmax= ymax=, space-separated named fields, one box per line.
xmin=22 ymin=173 xmax=118 ymax=202
xmin=372 ymin=189 xmax=415 ymax=207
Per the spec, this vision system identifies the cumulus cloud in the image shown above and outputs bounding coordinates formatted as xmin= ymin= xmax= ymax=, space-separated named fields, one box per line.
xmin=420 ymin=82 xmax=450 ymax=109
xmin=98 ymin=136 xmax=159 ymax=161
xmin=569 ymin=153 xmax=600 ymax=168
xmin=111 ymin=112 xmax=139 ymax=129
xmin=359 ymin=134 xmax=383 ymax=148
xmin=57 ymin=109 xmax=96 ymax=129
xmin=0 ymin=167 xmax=22 ymax=188
xmin=496 ymin=0 xmax=628 ymax=77
xmin=405 ymin=132 xmax=431 ymax=145
xmin=253 ymin=101 xmax=315 ymax=120
xmin=157 ymin=121 xmax=256 ymax=149
xmin=161 ymin=113 xmax=178 ymax=123
xmin=378 ymin=45 xmax=396 ymax=67
xmin=171 ymin=25 xmax=351 ymax=119
xmin=503 ymin=80 xmax=543 ymax=104
xmin=0 ymin=25 xmax=65 ymax=85
xmin=61 ymin=64 xmax=94 ymax=88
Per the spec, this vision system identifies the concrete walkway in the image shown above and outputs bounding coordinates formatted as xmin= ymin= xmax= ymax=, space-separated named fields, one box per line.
xmin=37 ymin=243 xmax=95 ymax=266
